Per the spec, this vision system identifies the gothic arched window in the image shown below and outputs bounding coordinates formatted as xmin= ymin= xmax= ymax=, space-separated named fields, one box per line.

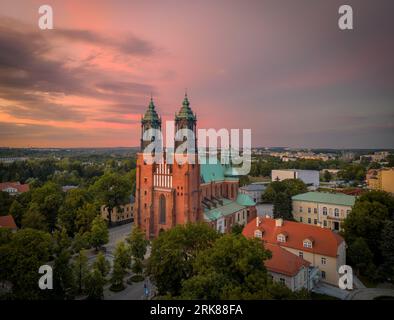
xmin=159 ymin=194 xmax=166 ymax=224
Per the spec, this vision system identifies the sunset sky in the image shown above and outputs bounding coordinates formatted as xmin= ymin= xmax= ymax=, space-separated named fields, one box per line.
xmin=0 ymin=0 xmax=393 ymax=148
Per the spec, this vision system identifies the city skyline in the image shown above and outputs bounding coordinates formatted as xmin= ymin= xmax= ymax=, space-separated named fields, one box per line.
xmin=0 ymin=0 xmax=393 ymax=148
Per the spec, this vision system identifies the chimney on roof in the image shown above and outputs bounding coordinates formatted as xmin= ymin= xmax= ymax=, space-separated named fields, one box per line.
xmin=256 ymin=217 xmax=262 ymax=227
xmin=275 ymin=218 xmax=283 ymax=227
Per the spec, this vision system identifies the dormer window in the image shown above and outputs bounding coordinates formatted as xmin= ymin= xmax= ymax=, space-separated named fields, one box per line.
xmin=303 ymin=239 xmax=313 ymax=248
xmin=254 ymin=230 xmax=262 ymax=238
xmin=277 ymin=233 xmax=286 ymax=243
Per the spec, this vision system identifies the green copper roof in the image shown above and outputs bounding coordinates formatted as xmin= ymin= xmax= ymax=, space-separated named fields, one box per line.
xmin=204 ymin=199 xmax=244 ymax=221
xmin=236 ymin=193 xmax=256 ymax=206
xmin=175 ymin=94 xmax=196 ymax=121
xmin=204 ymin=195 xmax=255 ymax=222
xmin=142 ymin=98 xmax=161 ymax=125
xmin=200 ymin=163 xmax=225 ymax=183
xmin=292 ymin=192 xmax=356 ymax=207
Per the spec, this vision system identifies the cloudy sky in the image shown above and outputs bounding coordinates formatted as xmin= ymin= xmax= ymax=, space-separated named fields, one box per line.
xmin=0 ymin=0 xmax=393 ymax=148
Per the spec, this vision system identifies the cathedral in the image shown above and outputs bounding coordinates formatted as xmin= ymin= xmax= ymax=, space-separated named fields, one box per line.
xmin=134 ymin=94 xmax=257 ymax=239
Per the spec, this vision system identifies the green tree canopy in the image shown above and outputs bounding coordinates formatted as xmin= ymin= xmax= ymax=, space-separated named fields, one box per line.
xmin=147 ymin=223 xmax=219 ymax=296
xmin=89 ymin=216 xmax=109 ymax=251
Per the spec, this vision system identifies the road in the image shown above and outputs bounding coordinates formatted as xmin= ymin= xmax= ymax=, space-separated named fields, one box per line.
xmin=106 ymin=222 xmax=133 ymax=253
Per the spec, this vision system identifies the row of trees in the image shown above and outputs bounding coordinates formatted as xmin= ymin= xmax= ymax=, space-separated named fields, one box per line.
xmin=146 ymin=223 xmax=308 ymax=299
xmin=0 ymin=224 xmax=148 ymax=300
xmin=343 ymin=191 xmax=394 ymax=283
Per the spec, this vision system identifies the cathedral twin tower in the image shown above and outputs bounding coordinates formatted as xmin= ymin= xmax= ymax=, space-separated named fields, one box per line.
xmin=134 ymin=94 xmax=202 ymax=239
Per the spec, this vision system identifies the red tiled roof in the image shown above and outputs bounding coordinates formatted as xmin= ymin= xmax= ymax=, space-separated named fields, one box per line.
xmin=0 ymin=215 xmax=17 ymax=229
xmin=0 ymin=182 xmax=29 ymax=193
xmin=243 ymin=217 xmax=344 ymax=257
xmin=264 ymin=243 xmax=310 ymax=277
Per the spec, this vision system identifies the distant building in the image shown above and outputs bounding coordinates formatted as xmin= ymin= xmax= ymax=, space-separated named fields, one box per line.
xmin=0 ymin=157 xmax=27 ymax=164
xmin=271 ymin=169 xmax=319 ymax=187
xmin=0 ymin=215 xmax=18 ymax=232
xmin=361 ymin=151 xmax=390 ymax=163
xmin=243 ymin=217 xmax=346 ymax=287
xmin=256 ymin=203 xmax=274 ymax=218
xmin=62 ymin=185 xmax=78 ymax=192
xmin=292 ymin=192 xmax=355 ymax=232
xmin=101 ymin=195 xmax=135 ymax=226
xmin=239 ymin=182 xmax=267 ymax=203
xmin=366 ymin=168 xmax=394 ymax=194
xmin=0 ymin=182 xmax=29 ymax=196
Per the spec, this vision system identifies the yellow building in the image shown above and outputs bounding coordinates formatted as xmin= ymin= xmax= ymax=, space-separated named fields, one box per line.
xmin=101 ymin=198 xmax=134 ymax=226
xmin=292 ymin=192 xmax=355 ymax=232
xmin=366 ymin=168 xmax=394 ymax=194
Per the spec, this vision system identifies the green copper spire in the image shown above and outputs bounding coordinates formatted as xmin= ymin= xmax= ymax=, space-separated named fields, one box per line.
xmin=142 ymin=97 xmax=161 ymax=126
xmin=176 ymin=92 xmax=196 ymax=121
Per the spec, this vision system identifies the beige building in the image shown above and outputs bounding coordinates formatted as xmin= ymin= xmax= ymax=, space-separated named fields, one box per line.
xmin=366 ymin=168 xmax=394 ymax=194
xmin=243 ymin=217 xmax=346 ymax=287
xmin=292 ymin=192 xmax=355 ymax=232
xmin=101 ymin=203 xmax=134 ymax=226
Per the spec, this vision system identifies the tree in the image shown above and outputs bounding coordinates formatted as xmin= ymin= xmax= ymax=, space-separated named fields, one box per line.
xmin=379 ymin=221 xmax=394 ymax=281
xmin=323 ymin=170 xmax=332 ymax=182
xmin=89 ymin=216 xmax=109 ymax=251
xmin=0 ymin=228 xmax=13 ymax=245
xmin=58 ymin=188 xmax=91 ymax=236
xmin=231 ymin=223 xmax=244 ymax=235
xmin=114 ymin=241 xmax=131 ymax=271
xmin=180 ymin=234 xmax=273 ymax=299
xmin=0 ymin=228 xmax=52 ymax=299
xmin=72 ymin=250 xmax=89 ymax=295
xmin=147 ymin=223 xmax=219 ymax=296
xmin=343 ymin=200 xmax=389 ymax=264
xmin=262 ymin=179 xmax=307 ymax=220
xmin=273 ymin=192 xmax=292 ymax=220
xmin=90 ymin=172 xmax=131 ymax=226
xmin=347 ymin=237 xmax=374 ymax=276
xmin=0 ymin=191 xmax=13 ymax=215
xmin=93 ymin=251 xmax=110 ymax=278
xmin=72 ymin=231 xmax=91 ymax=253
xmin=86 ymin=268 xmax=105 ymax=300
xmin=29 ymin=182 xmax=64 ymax=231
xmin=75 ymin=203 xmax=97 ymax=234
xmin=8 ymin=200 xmax=24 ymax=227
xmin=127 ymin=227 xmax=148 ymax=275
xmin=110 ymin=259 xmax=126 ymax=291
xmin=51 ymin=228 xmax=74 ymax=299
xmin=21 ymin=203 xmax=48 ymax=231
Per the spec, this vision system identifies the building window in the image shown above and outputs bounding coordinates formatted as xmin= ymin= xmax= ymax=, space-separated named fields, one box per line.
xmin=303 ymin=240 xmax=312 ymax=248
xmin=334 ymin=208 xmax=339 ymax=217
xmin=321 ymin=271 xmax=326 ymax=279
xmin=144 ymin=190 xmax=147 ymax=195
xmin=277 ymin=234 xmax=286 ymax=243
xmin=346 ymin=209 xmax=351 ymax=215
xmin=314 ymin=219 xmax=317 ymax=225
xmin=144 ymin=203 xmax=147 ymax=208
xmin=279 ymin=278 xmax=285 ymax=285
xmin=308 ymin=208 xmax=311 ymax=213
xmin=159 ymin=194 xmax=166 ymax=224
xmin=299 ymin=217 xmax=303 ymax=222
xmin=254 ymin=230 xmax=262 ymax=238
xmin=321 ymin=257 xmax=327 ymax=265
xmin=299 ymin=252 xmax=303 ymax=258
xmin=323 ymin=220 xmax=327 ymax=227
xmin=308 ymin=218 xmax=311 ymax=224
xmin=299 ymin=206 xmax=303 ymax=213
xmin=323 ymin=207 xmax=327 ymax=215
xmin=314 ymin=208 xmax=317 ymax=214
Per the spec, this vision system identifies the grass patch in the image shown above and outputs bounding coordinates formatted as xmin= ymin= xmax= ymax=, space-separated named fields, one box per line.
xmin=109 ymin=284 xmax=125 ymax=292
xmin=127 ymin=275 xmax=145 ymax=284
